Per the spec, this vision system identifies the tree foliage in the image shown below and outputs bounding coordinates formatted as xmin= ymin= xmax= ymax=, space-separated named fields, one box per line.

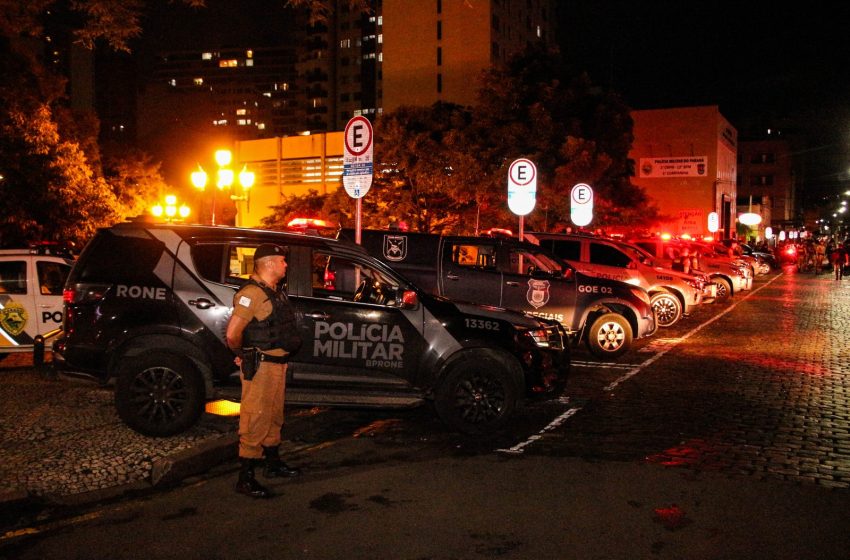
xmin=0 ymin=1 xmax=174 ymax=247
xmin=472 ymin=44 xmax=659 ymax=231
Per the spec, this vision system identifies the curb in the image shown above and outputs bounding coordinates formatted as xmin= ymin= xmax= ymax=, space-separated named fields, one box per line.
xmin=150 ymin=433 xmax=239 ymax=487
xmin=0 ymin=433 xmax=239 ymax=514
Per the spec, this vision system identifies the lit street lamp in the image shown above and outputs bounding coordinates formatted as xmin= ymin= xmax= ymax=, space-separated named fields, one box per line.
xmin=151 ymin=194 xmax=190 ymax=222
xmin=191 ymin=149 xmax=255 ymax=225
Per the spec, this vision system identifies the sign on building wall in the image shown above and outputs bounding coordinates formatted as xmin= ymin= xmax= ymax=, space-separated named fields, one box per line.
xmin=678 ymin=208 xmax=704 ymax=234
xmin=639 ymin=156 xmax=708 ymax=178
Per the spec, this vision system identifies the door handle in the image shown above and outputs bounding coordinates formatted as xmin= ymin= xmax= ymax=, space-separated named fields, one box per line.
xmin=188 ymin=298 xmax=215 ymax=309
xmin=505 ymin=281 xmax=520 ymax=287
xmin=304 ymin=312 xmax=330 ymax=320
xmin=446 ymin=273 xmax=460 ymax=281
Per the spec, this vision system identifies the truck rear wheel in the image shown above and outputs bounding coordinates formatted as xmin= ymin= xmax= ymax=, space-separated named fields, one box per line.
xmin=434 ymin=349 xmax=521 ymax=435
xmin=115 ymin=352 xmax=206 ymax=437
xmin=586 ymin=312 xmax=633 ymax=359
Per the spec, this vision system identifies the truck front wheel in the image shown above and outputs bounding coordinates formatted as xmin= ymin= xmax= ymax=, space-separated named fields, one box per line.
xmin=434 ymin=350 xmax=521 ymax=435
xmin=586 ymin=312 xmax=633 ymax=359
xmin=115 ymin=352 xmax=206 ymax=437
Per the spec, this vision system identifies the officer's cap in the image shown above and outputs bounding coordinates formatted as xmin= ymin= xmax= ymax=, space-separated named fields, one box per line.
xmin=254 ymin=244 xmax=287 ymax=260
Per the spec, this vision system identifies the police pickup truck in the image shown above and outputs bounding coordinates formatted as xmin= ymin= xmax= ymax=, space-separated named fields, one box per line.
xmin=341 ymin=229 xmax=657 ymax=359
xmin=0 ymin=244 xmax=73 ymax=360
xmin=523 ymin=232 xmax=709 ymax=328
xmin=54 ymin=223 xmax=568 ymax=437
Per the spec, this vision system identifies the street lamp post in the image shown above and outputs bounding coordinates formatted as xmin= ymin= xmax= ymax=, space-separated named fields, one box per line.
xmin=191 ymin=149 xmax=255 ymax=226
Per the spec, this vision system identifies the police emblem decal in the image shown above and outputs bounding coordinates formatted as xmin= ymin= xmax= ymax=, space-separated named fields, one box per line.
xmin=527 ymin=279 xmax=550 ymax=309
xmin=383 ymin=235 xmax=407 ymax=262
xmin=0 ymin=301 xmax=28 ymax=336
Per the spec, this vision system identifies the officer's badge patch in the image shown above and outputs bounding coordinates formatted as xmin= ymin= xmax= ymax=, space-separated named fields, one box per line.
xmin=238 ymin=295 xmax=252 ymax=307
xmin=0 ymin=301 xmax=28 ymax=336
xmin=527 ymin=279 xmax=550 ymax=309
xmin=383 ymin=235 xmax=407 ymax=262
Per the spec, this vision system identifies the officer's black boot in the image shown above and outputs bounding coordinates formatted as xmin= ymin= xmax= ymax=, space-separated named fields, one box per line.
xmin=263 ymin=445 xmax=301 ymax=478
xmin=236 ymin=458 xmax=271 ymax=498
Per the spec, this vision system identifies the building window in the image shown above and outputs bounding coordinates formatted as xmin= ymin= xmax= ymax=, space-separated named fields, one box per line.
xmin=340 ymin=38 xmax=351 ymax=48
xmin=437 ymin=0 xmax=442 ymax=14
xmin=340 ymin=93 xmax=350 ymax=102
xmin=437 ymin=73 xmax=442 ymax=93
xmin=193 ymin=77 xmax=204 ymax=85
xmin=378 ymin=52 xmax=383 ymax=62
xmin=491 ymin=41 xmax=500 ymax=58
xmin=246 ymin=50 xmax=253 ymax=58
xmin=201 ymin=52 xmax=212 ymax=60
xmin=751 ymin=153 xmax=776 ymax=164
xmin=246 ymin=59 xmax=253 ymax=67
xmin=437 ymin=20 xmax=442 ymax=40
xmin=750 ymin=175 xmax=774 ymax=186
xmin=219 ymin=59 xmax=238 ymax=68
xmin=437 ymin=47 xmax=442 ymax=66
xmin=492 ymin=14 xmax=500 ymax=31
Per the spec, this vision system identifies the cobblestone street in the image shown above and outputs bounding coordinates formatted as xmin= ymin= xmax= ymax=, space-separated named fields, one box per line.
xmin=0 ymin=356 xmax=236 ymax=501
xmin=544 ymin=269 xmax=850 ymax=489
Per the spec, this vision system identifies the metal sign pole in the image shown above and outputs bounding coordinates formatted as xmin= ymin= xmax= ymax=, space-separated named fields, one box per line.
xmin=356 ymin=198 xmax=362 ymax=245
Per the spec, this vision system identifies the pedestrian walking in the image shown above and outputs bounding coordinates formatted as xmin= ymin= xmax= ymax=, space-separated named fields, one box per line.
xmin=830 ymin=243 xmax=848 ymax=280
xmin=226 ymin=243 xmax=303 ymax=498
xmin=813 ymin=239 xmax=826 ymax=274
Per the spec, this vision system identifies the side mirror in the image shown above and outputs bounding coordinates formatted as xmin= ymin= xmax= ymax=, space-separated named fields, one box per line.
xmin=563 ymin=268 xmax=575 ymax=281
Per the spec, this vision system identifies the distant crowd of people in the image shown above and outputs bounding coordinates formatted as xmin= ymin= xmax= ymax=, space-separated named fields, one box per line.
xmin=779 ymin=237 xmax=850 ymax=280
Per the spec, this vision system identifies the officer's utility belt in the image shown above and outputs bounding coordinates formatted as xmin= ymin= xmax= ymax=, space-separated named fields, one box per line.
xmin=258 ymin=352 xmax=289 ymax=364
xmin=240 ymin=347 xmax=289 ymax=380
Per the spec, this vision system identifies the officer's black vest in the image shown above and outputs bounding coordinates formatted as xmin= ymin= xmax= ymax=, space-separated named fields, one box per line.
xmin=241 ymin=279 xmax=302 ymax=353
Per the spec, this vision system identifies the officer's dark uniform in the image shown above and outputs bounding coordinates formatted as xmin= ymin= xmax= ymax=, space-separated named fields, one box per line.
xmin=230 ymin=244 xmax=301 ymax=498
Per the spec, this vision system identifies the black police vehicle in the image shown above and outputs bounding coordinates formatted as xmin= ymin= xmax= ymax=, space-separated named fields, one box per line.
xmin=54 ymin=223 xmax=568 ymax=437
xmin=340 ymin=229 xmax=657 ymax=358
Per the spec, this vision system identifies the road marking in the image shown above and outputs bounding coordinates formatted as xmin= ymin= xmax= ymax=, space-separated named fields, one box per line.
xmin=496 ymin=406 xmax=583 ymax=455
xmin=498 ymin=273 xmax=784 ymax=455
xmin=571 ymin=360 xmax=638 ymax=370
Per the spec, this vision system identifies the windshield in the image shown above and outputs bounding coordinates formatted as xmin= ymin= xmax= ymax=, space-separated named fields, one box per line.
xmin=619 ymin=242 xmax=655 ymax=266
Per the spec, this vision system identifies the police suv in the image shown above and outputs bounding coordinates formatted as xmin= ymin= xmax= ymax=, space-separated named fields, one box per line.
xmin=54 ymin=222 xmax=569 ymax=437
xmin=341 ymin=229 xmax=657 ymax=359
xmin=0 ymin=244 xmax=73 ymax=360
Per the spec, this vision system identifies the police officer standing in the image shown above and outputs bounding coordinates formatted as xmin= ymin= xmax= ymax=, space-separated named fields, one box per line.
xmin=226 ymin=244 xmax=302 ymax=498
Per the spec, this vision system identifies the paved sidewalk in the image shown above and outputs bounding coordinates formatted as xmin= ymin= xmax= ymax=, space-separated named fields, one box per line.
xmin=0 ymin=354 xmax=238 ymax=507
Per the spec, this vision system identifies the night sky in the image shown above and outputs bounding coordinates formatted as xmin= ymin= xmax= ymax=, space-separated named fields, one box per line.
xmin=559 ymin=1 xmax=850 ymax=199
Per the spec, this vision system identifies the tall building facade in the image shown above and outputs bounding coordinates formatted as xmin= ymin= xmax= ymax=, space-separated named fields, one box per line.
xmin=147 ymin=45 xmax=299 ymax=140
xmin=297 ymin=0 xmax=557 ymax=132
xmin=737 ymin=135 xmax=796 ymax=228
